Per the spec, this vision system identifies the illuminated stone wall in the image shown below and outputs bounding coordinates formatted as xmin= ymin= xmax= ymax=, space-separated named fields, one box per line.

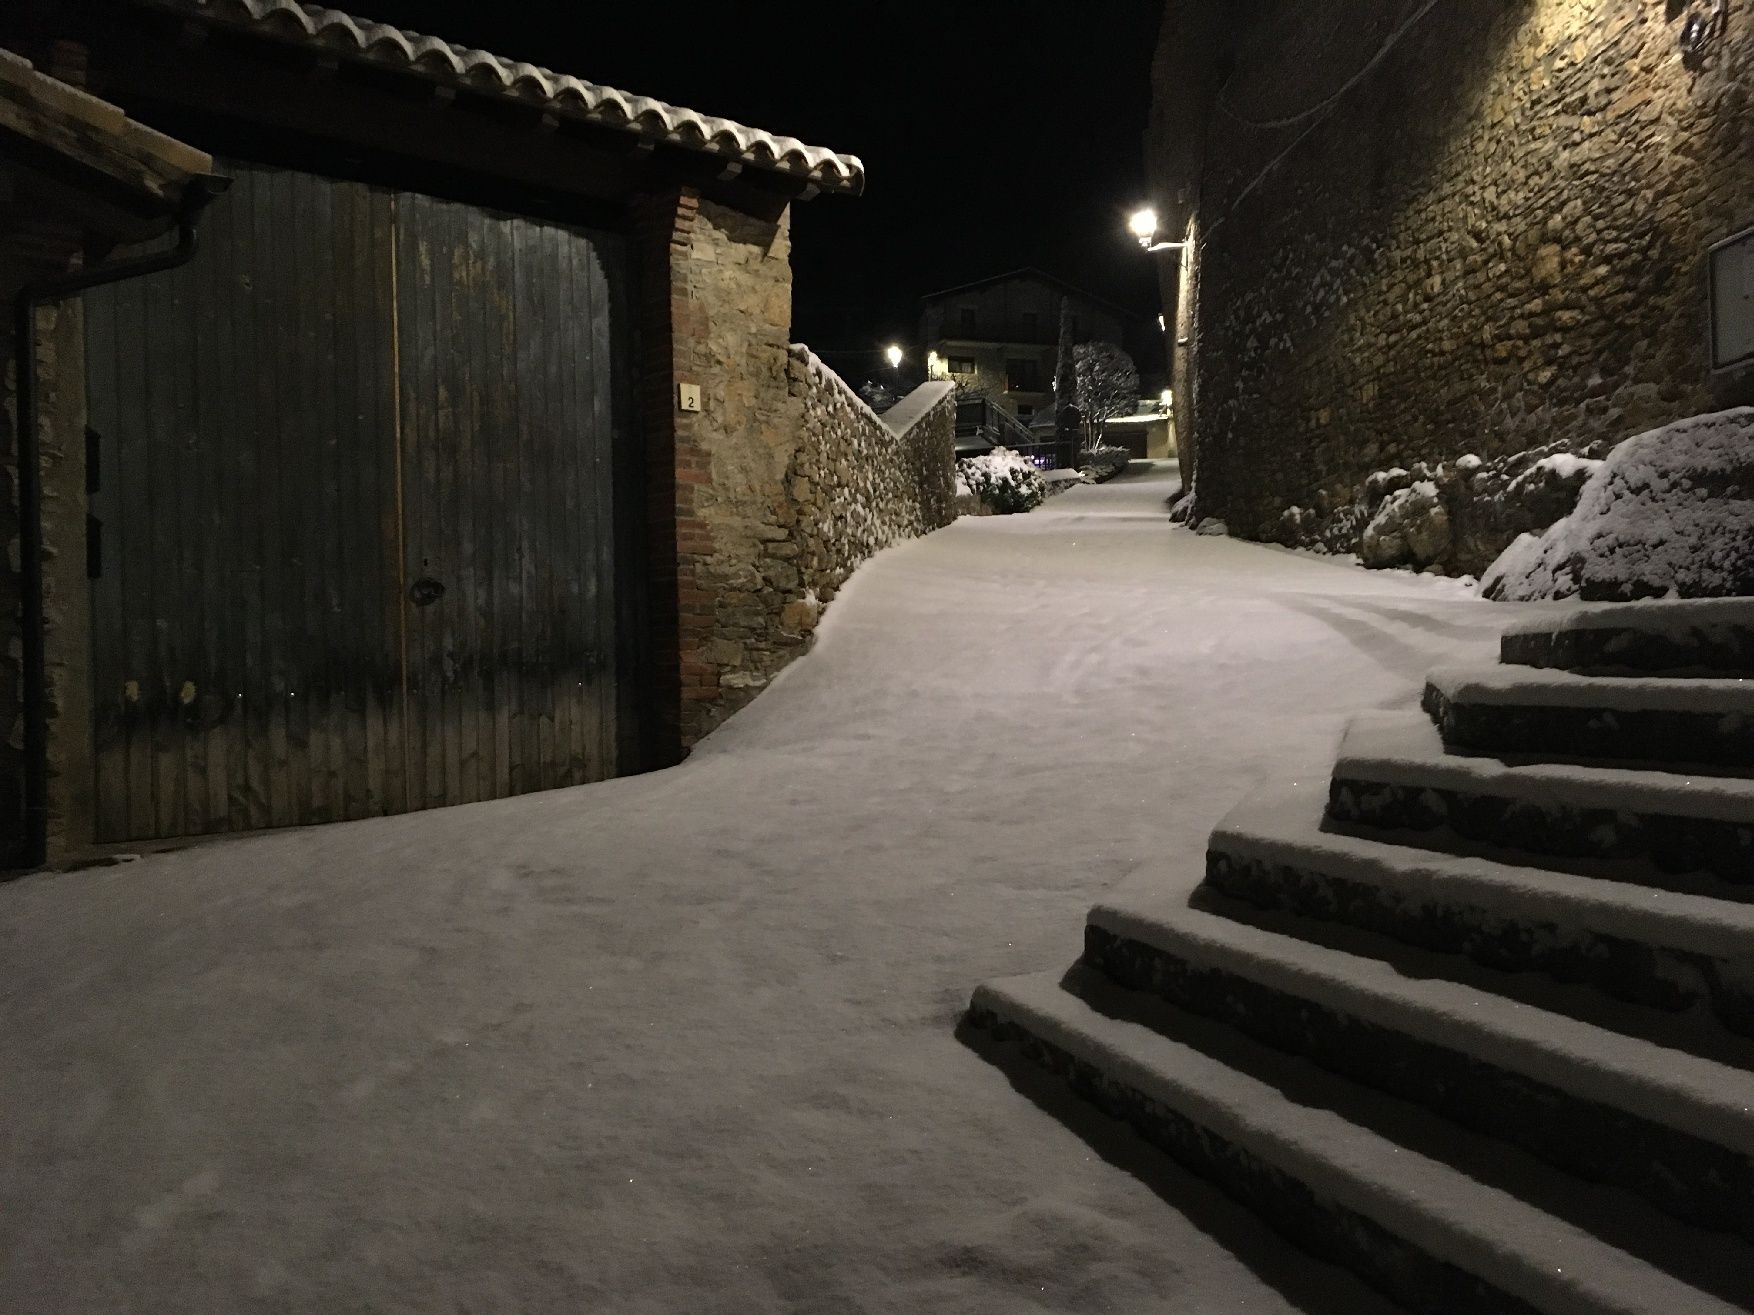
xmin=1158 ymin=0 xmax=1754 ymax=570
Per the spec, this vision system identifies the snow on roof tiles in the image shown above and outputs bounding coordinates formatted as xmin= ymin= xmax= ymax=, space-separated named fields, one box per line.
xmin=139 ymin=0 xmax=865 ymax=195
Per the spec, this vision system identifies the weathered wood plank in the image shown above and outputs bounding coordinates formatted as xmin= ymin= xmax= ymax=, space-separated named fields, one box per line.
xmin=113 ymin=271 xmax=157 ymax=838
xmin=451 ymin=202 xmax=482 ymax=805
xmin=480 ymin=207 xmax=516 ymax=802
xmin=586 ymin=234 xmax=616 ymax=782
xmin=563 ymin=221 xmax=593 ymax=788
xmin=380 ymin=191 xmax=409 ymax=817
xmin=509 ymin=217 xmax=540 ymax=798
xmin=305 ymin=171 xmax=338 ymax=827
xmin=238 ymin=168 xmax=273 ymax=832
xmin=193 ymin=185 xmax=230 ymax=833
xmin=84 ymin=255 xmax=127 ymax=841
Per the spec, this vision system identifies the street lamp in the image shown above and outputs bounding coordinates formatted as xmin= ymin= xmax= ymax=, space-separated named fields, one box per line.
xmin=884 ymin=344 xmax=904 ymax=370
xmin=1129 ymin=206 xmax=1188 ymax=254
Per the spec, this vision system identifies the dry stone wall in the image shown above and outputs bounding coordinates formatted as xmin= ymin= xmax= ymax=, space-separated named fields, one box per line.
xmin=1173 ymin=0 xmax=1754 ymax=573
xmin=782 ymin=349 xmax=955 ymax=609
xmin=669 ymin=196 xmax=954 ymax=744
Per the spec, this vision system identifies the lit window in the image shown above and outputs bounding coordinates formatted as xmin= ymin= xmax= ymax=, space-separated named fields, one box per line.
xmin=948 ymin=356 xmax=976 ymax=375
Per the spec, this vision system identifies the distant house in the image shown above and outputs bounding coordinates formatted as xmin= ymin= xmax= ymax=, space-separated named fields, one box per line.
xmin=1027 ymin=393 xmax=1177 ymax=460
xmin=1098 ymin=397 xmax=1177 ymax=460
xmin=920 ymin=268 xmax=1147 ymax=423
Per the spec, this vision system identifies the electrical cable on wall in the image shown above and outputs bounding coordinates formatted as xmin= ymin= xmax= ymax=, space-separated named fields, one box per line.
xmin=1217 ymin=0 xmax=1442 ymax=222
xmin=1215 ymin=0 xmax=1442 ymax=132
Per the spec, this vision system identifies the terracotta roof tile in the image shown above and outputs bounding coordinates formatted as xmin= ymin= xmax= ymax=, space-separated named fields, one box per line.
xmin=140 ymin=0 xmax=865 ymax=194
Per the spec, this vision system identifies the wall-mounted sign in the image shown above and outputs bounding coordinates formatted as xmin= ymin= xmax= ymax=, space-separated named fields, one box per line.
xmin=1710 ymin=226 xmax=1754 ymax=373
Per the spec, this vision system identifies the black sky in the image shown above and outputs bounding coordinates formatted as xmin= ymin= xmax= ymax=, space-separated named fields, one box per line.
xmin=347 ymin=1 xmax=1165 ymax=372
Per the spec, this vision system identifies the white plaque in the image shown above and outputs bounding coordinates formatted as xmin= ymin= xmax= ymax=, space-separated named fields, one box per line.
xmin=1710 ymin=227 xmax=1754 ymax=372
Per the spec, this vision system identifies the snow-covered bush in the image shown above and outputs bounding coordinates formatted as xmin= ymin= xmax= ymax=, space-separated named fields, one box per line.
xmin=1080 ymin=444 xmax=1131 ymax=483
xmin=957 ymin=446 xmax=1047 ymax=514
xmin=1483 ymin=408 xmax=1754 ymax=601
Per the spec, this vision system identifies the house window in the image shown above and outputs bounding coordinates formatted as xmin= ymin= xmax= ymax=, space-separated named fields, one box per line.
xmin=959 ymin=308 xmax=976 ymax=336
xmin=1016 ymin=404 xmax=1035 ymax=418
xmin=948 ymin=356 xmax=976 ymax=376
xmin=1006 ymin=358 xmax=1043 ymax=392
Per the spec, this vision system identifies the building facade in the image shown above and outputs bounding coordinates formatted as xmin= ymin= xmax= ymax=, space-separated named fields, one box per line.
xmin=921 ymin=268 xmax=1144 ymax=423
xmin=1150 ymin=0 xmax=1754 ymax=568
xmin=2 ymin=0 xmax=954 ymax=869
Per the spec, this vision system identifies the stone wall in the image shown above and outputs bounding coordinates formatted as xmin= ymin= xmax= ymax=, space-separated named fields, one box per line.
xmin=782 ymin=346 xmax=956 ymax=612
xmin=1161 ymin=0 xmax=1754 ymax=571
xmin=676 ymin=347 xmax=952 ymax=741
xmin=1 ymin=271 xmax=20 ymax=866
xmin=650 ymin=192 xmax=955 ymax=746
xmin=2 ymin=229 xmax=95 ymax=869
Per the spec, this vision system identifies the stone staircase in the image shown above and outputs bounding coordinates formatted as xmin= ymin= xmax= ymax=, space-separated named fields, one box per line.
xmin=963 ymin=599 xmax=1754 ymax=1315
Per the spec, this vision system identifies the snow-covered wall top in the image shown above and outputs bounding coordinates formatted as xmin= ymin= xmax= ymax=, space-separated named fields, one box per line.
xmin=781 ymin=345 xmax=957 ymax=612
xmin=877 ymin=381 xmax=957 ymax=440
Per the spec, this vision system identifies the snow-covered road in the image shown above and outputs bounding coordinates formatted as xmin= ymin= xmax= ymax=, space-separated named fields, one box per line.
xmin=1 ymin=463 xmax=1518 ymax=1314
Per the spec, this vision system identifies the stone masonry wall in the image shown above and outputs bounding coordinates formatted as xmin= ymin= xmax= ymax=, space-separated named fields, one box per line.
xmin=1174 ymin=0 xmax=1754 ymax=571
xmin=662 ymin=195 xmax=955 ymax=745
xmin=2 ymin=269 xmax=21 ymax=865
xmin=3 ymin=229 xmax=96 ymax=868
xmin=780 ymin=346 xmax=955 ymax=620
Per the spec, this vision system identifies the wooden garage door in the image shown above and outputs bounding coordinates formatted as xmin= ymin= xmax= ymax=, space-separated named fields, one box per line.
xmin=83 ymin=163 xmax=638 ymax=842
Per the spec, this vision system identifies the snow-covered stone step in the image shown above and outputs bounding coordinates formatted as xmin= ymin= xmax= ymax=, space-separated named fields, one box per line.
xmin=1082 ymin=900 xmax=1754 ymax=1240
xmin=1423 ymin=664 xmax=1754 ymax=769
xmin=1210 ymin=782 xmax=1754 ymax=1033
xmin=1329 ymin=711 xmax=1754 ymax=887
xmin=965 ymin=970 xmax=1750 ymax=1315
xmin=1503 ymin=598 xmax=1754 ymax=677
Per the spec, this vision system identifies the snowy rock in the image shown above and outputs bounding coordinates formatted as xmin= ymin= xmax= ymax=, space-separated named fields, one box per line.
xmin=1360 ymin=481 xmax=1451 ymax=569
xmin=1194 ymin=518 xmax=1230 ymax=537
xmin=1483 ymin=408 xmax=1754 ymax=602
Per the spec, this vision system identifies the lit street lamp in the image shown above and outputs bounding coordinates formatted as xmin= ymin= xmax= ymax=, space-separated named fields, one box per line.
xmin=884 ymin=344 xmax=903 ymax=370
xmin=1129 ymin=206 xmax=1188 ymax=255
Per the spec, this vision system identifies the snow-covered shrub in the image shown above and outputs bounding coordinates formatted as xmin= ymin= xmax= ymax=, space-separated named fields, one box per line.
xmin=1483 ymin=408 xmax=1754 ymax=601
xmin=1080 ymin=444 xmax=1131 ymax=483
xmin=957 ymin=447 xmax=1047 ymax=514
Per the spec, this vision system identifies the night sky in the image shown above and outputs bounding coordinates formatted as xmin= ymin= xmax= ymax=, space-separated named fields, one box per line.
xmin=349 ymin=1 xmax=1166 ymax=377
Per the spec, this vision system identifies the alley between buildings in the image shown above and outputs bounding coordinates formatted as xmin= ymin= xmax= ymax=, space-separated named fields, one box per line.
xmin=2 ymin=463 xmax=1516 ymax=1314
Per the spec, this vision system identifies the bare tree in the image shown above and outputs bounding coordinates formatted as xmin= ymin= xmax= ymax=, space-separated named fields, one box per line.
xmin=1052 ymin=297 xmax=1079 ymax=467
xmin=1073 ymin=341 xmax=1139 ymax=451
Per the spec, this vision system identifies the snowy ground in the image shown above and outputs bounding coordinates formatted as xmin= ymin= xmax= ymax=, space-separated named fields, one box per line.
xmin=1 ymin=462 xmax=1524 ymax=1314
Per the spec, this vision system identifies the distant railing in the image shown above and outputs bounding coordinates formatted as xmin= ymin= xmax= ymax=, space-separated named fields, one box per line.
xmin=956 ymin=396 xmax=1077 ymax=470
